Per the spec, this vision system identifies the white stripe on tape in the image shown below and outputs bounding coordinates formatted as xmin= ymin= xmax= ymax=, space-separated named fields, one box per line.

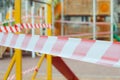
xmin=0 ymin=33 xmax=4 ymax=42
xmin=6 ymin=27 xmax=11 ymax=32
xmin=14 ymin=34 xmax=25 ymax=49
xmin=59 ymin=38 xmax=81 ymax=58
xmin=42 ymin=36 xmax=57 ymax=53
xmin=12 ymin=27 xmax=16 ymax=32
xmin=82 ymin=41 xmax=112 ymax=63
xmin=27 ymin=35 xmax=39 ymax=51
xmin=5 ymin=33 xmax=13 ymax=46
xmin=1 ymin=27 xmax=6 ymax=32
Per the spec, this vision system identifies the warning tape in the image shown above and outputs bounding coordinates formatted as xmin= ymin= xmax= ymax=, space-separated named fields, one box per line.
xmin=0 ymin=23 xmax=51 ymax=33
xmin=0 ymin=33 xmax=120 ymax=68
xmin=20 ymin=23 xmax=51 ymax=29
xmin=8 ymin=66 xmax=36 ymax=80
xmin=0 ymin=25 xmax=21 ymax=33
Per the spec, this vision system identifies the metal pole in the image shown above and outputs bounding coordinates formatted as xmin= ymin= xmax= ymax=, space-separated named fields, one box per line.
xmin=61 ymin=0 xmax=64 ymax=36
xmin=14 ymin=0 xmax=22 ymax=79
xmin=9 ymin=5 xmax=13 ymax=57
xmin=15 ymin=49 xmax=22 ymax=80
xmin=93 ymin=0 xmax=96 ymax=40
xmin=47 ymin=0 xmax=52 ymax=80
xmin=52 ymin=0 xmax=55 ymax=35
xmin=25 ymin=0 xmax=28 ymax=22
xmin=31 ymin=2 xmax=36 ymax=58
xmin=32 ymin=54 xmax=45 ymax=80
xmin=3 ymin=55 xmax=16 ymax=80
xmin=110 ymin=0 xmax=114 ymax=42
xmin=40 ymin=7 xmax=43 ymax=35
xmin=0 ymin=12 xmax=2 ymax=22
xmin=44 ymin=3 xmax=47 ymax=35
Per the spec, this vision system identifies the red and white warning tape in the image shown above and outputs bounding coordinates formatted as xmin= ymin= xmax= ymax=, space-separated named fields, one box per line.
xmin=0 ymin=25 xmax=21 ymax=33
xmin=8 ymin=66 xmax=36 ymax=80
xmin=0 ymin=23 xmax=51 ymax=33
xmin=20 ymin=23 xmax=51 ymax=29
xmin=0 ymin=33 xmax=120 ymax=68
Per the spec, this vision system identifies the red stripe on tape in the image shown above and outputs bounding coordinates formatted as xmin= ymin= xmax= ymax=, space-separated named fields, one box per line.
xmin=26 ymin=23 xmax=29 ymax=29
xmin=14 ymin=25 xmax=19 ymax=32
xmin=30 ymin=23 xmax=33 ymax=28
xmin=38 ymin=24 xmax=41 ymax=28
xmin=101 ymin=42 xmax=120 ymax=62
xmin=21 ymin=24 xmax=24 ymax=29
xmin=34 ymin=36 xmax=48 ymax=51
xmin=10 ymin=34 xmax=19 ymax=46
xmin=21 ymin=35 xmax=31 ymax=49
xmin=34 ymin=24 xmax=37 ymax=28
xmin=4 ymin=27 xmax=8 ymax=33
xmin=50 ymin=37 xmax=68 ymax=54
xmin=72 ymin=39 xmax=96 ymax=58
xmin=9 ymin=27 xmax=14 ymax=33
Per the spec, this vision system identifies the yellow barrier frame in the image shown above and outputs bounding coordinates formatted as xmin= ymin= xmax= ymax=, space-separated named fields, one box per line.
xmin=46 ymin=0 xmax=52 ymax=79
xmin=32 ymin=0 xmax=52 ymax=80
xmin=3 ymin=0 xmax=22 ymax=80
xmin=4 ymin=0 xmax=52 ymax=79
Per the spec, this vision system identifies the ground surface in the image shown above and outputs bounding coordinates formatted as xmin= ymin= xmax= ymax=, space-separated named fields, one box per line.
xmin=0 ymin=53 xmax=120 ymax=80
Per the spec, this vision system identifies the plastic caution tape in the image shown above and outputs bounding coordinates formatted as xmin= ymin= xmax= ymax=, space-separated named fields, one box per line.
xmin=20 ymin=23 xmax=51 ymax=29
xmin=8 ymin=66 xmax=36 ymax=80
xmin=0 ymin=25 xmax=21 ymax=33
xmin=0 ymin=33 xmax=120 ymax=68
xmin=0 ymin=23 xmax=51 ymax=33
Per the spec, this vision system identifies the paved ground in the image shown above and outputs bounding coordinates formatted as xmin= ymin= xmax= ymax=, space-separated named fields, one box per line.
xmin=0 ymin=53 xmax=120 ymax=80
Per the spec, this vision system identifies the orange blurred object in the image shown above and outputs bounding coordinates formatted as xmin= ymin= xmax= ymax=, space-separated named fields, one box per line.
xmin=6 ymin=10 xmax=15 ymax=19
xmin=54 ymin=2 xmax=61 ymax=36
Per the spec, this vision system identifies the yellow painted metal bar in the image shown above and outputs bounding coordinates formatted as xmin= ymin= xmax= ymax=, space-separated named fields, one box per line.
xmin=15 ymin=0 xmax=21 ymax=23
xmin=3 ymin=55 xmax=16 ymax=80
xmin=32 ymin=54 xmax=46 ymax=80
xmin=47 ymin=2 xmax=52 ymax=36
xmin=15 ymin=49 xmax=22 ymax=80
xmin=14 ymin=0 xmax=22 ymax=80
xmin=46 ymin=55 xmax=52 ymax=80
xmin=4 ymin=0 xmax=22 ymax=80
xmin=47 ymin=0 xmax=52 ymax=80
xmin=32 ymin=0 xmax=52 ymax=79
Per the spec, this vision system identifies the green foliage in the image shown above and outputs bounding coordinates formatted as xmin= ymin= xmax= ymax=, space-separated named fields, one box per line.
xmin=113 ymin=23 xmax=120 ymax=41
xmin=3 ymin=20 xmax=15 ymax=26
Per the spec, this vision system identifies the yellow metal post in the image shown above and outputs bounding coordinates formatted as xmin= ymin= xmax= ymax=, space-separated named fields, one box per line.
xmin=15 ymin=49 xmax=22 ymax=80
xmin=47 ymin=0 xmax=52 ymax=80
xmin=3 ymin=0 xmax=22 ymax=80
xmin=32 ymin=54 xmax=45 ymax=80
xmin=32 ymin=0 xmax=52 ymax=80
xmin=3 ymin=55 xmax=16 ymax=80
xmin=14 ymin=0 xmax=22 ymax=80
xmin=46 ymin=55 xmax=52 ymax=80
